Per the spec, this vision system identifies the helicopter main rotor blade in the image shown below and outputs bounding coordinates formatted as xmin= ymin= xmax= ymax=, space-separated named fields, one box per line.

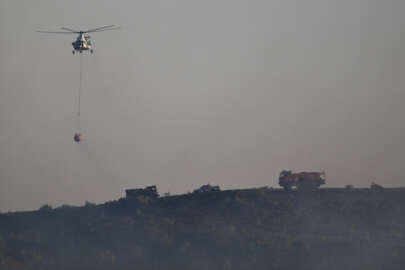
xmin=61 ymin=27 xmax=81 ymax=33
xmin=37 ymin=30 xmax=76 ymax=34
xmin=89 ymin=27 xmax=121 ymax=33
xmin=85 ymin=25 xmax=118 ymax=33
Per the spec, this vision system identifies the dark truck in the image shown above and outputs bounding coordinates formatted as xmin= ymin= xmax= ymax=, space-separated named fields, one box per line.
xmin=125 ymin=185 xmax=159 ymax=198
xmin=193 ymin=184 xmax=221 ymax=193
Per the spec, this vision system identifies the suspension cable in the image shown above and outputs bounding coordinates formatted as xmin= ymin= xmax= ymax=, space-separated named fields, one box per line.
xmin=77 ymin=53 xmax=83 ymax=132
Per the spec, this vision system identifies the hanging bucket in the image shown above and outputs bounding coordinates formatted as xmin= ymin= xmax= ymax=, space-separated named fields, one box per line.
xmin=74 ymin=133 xmax=82 ymax=143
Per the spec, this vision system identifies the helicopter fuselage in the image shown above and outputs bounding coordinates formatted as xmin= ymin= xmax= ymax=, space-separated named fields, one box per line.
xmin=72 ymin=34 xmax=93 ymax=54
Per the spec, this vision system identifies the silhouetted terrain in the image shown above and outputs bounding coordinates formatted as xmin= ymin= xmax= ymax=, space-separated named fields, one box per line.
xmin=1 ymin=187 xmax=405 ymax=270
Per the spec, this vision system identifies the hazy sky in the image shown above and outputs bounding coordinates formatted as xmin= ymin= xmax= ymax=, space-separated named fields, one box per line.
xmin=1 ymin=0 xmax=404 ymax=211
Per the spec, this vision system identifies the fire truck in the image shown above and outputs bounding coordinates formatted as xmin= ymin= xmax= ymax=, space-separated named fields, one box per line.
xmin=279 ymin=170 xmax=325 ymax=190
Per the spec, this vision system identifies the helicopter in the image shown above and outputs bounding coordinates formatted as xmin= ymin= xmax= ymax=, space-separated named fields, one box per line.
xmin=37 ymin=25 xmax=120 ymax=54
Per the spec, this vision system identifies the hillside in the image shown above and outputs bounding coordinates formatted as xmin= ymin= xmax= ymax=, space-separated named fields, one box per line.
xmin=1 ymin=188 xmax=405 ymax=270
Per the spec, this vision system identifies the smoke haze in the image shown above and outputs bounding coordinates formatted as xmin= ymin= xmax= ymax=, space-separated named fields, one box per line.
xmin=1 ymin=0 xmax=405 ymax=211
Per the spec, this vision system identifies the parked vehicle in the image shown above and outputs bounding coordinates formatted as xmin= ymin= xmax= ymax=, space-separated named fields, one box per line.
xmin=279 ymin=170 xmax=325 ymax=190
xmin=193 ymin=184 xmax=221 ymax=193
xmin=126 ymin=185 xmax=159 ymax=198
